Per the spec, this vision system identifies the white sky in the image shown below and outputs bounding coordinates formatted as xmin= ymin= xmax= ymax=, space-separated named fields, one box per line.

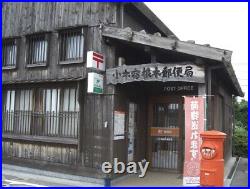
xmin=145 ymin=2 xmax=248 ymax=100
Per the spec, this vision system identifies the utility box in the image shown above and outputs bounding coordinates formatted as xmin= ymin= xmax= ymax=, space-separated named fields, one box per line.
xmin=200 ymin=130 xmax=226 ymax=186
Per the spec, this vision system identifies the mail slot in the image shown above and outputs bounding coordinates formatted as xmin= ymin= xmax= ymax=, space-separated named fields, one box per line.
xmin=200 ymin=130 xmax=226 ymax=186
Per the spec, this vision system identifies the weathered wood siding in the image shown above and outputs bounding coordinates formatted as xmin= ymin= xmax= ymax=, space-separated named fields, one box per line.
xmin=2 ymin=2 xmax=118 ymax=84
xmin=2 ymin=2 xmax=117 ymax=174
xmin=211 ymin=70 xmax=234 ymax=161
xmin=2 ymin=140 xmax=78 ymax=165
xmin=2 ymin=3 xmax=117 ymax=38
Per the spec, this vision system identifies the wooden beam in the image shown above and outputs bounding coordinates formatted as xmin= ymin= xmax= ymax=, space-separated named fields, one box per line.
xmin=222 ymin=61 xmax=244 ymax=97
xmin=3 ymin=133 xmax=78 ymax=145
xmin=102 ymin=26 xmax=244 ymax=97
xmin=102 ymin=26 xmax=232 ymax=62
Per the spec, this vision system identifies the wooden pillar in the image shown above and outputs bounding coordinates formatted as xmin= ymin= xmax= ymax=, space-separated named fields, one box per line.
xmin=198 ymin=83 xmax=207 ymax=130
xmin=207 ymin=68 xmax=212 ymax=130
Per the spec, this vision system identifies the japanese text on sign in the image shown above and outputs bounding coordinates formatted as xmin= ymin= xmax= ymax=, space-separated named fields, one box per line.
xmin=183 ymin=97 xmax=205 ymax=186
xmin=106 ymin=62 xmax=205 ymax=84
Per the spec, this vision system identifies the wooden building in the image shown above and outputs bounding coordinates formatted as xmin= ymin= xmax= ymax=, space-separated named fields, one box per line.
xmin=2 ymin=2 xmax=243 ymax=180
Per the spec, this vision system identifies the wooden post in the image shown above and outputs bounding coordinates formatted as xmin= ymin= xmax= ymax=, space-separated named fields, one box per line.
xmin=206 ymin=67 xmax=212 ymax=130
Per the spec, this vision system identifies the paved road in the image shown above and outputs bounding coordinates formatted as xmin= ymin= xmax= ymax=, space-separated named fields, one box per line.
xmin=2 ymin=166 xmax=103 ymax=187
xmin=2 ymin=175 xmax=47 ymax=187
xmin=2 ymin=158 xmax=248 ymax=187
xmin=231 ymin=158 xmax=248 ymax=186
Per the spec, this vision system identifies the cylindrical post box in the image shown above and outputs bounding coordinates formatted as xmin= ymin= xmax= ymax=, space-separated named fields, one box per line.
xmin=200 ymin=130 xmax=226 ymax=186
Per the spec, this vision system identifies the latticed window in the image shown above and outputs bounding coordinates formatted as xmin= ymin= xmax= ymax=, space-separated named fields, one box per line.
xmin=59 ymin=27 xmax=84 ymax=63
xmin=2 ymin=87 xmax=79 ymax=138
xmin=26 ymin=33 xmax=48 ymax=66
xmin=2 ymin=38 xmax=17 ymax=68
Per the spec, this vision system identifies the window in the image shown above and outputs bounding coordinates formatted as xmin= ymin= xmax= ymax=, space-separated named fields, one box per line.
xmin=16 ymin=90 xmax=33 ymax=135
xmin=61 ymin=88 xmax=79 ymax=137
xmin=59 ymin=27 xmax=84 ymax=63
xmin=2 ymin=38 xmax=17 ymax=68
xmin=27 ymin=33 xmax=48 ymax=66
xmin=2 ymin=87 xmax=79 ymax=139
xmin=2 ymin=90 xmax=15 ymax=132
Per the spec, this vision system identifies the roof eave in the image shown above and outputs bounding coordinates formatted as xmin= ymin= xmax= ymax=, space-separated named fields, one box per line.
xmin=131 ymin=2 xmax=178 ymax=39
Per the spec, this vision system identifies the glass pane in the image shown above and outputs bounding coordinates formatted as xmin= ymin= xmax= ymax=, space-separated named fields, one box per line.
xmin=33 ymin=39 xmax=47 ymax=63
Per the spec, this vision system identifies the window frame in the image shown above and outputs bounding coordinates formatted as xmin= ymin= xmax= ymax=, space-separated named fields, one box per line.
xmin=2 ymin=37 xmax=19 ymax=70
xmin=2 ymin=85 xmax=80 ymax=141
xmin=57 ymin=26 xmax=87 ymax=65
xmin=25 ymin=32 xmax=50 ymax=68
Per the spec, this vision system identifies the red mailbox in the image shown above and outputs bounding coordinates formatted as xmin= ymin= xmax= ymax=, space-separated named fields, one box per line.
xmin=200 ymin=130 xmax=226 ymax=186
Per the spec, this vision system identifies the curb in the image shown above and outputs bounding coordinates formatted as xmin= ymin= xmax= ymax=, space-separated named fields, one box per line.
xmin=224 ymin=157 xmax=241 ymax=186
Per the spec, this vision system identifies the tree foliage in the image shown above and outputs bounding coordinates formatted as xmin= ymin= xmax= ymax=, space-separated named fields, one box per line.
xmin=233 ymin=99 xmax=248 ymax=157
xmin=234 ymin=99 xmax=248 ymax=129
xmin=233 ymin=126 xmax=248 ymax=157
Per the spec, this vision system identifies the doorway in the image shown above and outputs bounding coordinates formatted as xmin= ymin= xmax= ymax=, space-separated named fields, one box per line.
xmin=148 ymin=96 xmax=184 ymax=172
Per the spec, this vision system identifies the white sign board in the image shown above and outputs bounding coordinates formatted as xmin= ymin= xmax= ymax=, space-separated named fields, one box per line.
xmin=114 ymin=111 xmax=125 ymax=140
xmin=87 ymin=51 xmax=105 ymax=71
xmin=87 ymin=72 xmax=104 ymax=94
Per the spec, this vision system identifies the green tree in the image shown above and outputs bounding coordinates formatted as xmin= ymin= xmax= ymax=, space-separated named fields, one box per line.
xmin=233 ymin=126 xmax=248 ymax=157
xmin=234 ymin=99 xmax=248 ymax=129
xmin=233 ymin=99 xmax=248 ymax=157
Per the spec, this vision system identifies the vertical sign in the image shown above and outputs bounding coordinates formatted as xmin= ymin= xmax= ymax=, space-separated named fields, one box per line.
xmin=128 ymin=103 xmax=137 ymax=162
xmin=183 ymin=96 xmax=205 ymax=186
xmin=87 ymin=72 xmax=103 ymax=94
xmin=87 ymin=51 xmax=105 ymax=71
xmin=114 ymin=111 xmax=125 ymax=140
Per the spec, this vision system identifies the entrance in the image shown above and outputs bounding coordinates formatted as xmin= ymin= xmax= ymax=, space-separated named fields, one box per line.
xmin=148 ymin=96 xmax=183 ymax=171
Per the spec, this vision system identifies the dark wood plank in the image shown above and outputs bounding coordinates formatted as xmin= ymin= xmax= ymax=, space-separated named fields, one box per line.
xmin=102 ymin=26 xmax=232 ymax=62
xmin=3 ymin=133 xmax=78 ymax=145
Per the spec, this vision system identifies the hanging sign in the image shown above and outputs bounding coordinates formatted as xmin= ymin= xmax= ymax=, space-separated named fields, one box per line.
xmin=87 ymin=72 xmax=103 ymax=94
xmin=183 ymin=96 xmax=205 ymax=186
xmin=87 ymin=51 xmax=105 ymax=71
xmin=106 ymin=62 xmax=205 ymax=84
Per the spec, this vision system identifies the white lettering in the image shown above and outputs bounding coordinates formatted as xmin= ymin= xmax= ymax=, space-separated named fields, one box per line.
xmin=101 ymin=159 xmax=149 ymax=178
xmin=102 ymin=162 xmax=112 ymax=174
xmin=114 ymin=158 xmax=125 ymax=174
xmin=138 ymin=162 xmax=150 ymax=178
xmin=127 ymin=162 xmax=137 ymax=174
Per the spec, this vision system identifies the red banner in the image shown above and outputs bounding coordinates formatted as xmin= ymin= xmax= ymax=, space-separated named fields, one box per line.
xmin=183 ymin=96 xmax=205 ymax=186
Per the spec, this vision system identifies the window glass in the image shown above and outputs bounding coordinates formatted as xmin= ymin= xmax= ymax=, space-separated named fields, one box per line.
xmin=27 ymin=34 xmax=48 ymax=65
xmin=60 ymin=28 xmax=84 ymax=62
xmin=2 ymin=88 xmax=79 ymax=138
xmin=2 ymin=39 xmax=17 ymax=67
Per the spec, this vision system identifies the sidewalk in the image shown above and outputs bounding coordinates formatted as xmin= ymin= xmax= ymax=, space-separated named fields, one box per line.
xmin=2 ymin=164 xmax=104 ymax=187
xmin=2 ymin=158 xmax=248 ymax=187
xmin=230 ymin=158 xmax=248 ymax=186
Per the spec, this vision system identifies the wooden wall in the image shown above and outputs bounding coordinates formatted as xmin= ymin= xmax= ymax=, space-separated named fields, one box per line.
xmin=2 ymin=2 xmax=118 ymax=84
xmin=2 ymin=140 xmax=78 ymax=165
xmin=211 ymin=70 xmax=234 ymax=161
xmin=113 ymin=84 xmax=148 ymax=170
xmin=2 ymin=2 xmax=118 ymax=175
xmin=2 ymin=3 xmax=118 ymax=37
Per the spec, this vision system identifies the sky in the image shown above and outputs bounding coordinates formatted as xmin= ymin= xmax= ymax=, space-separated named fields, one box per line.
xmin=145 ymin=2 xmax=248 ymax=100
